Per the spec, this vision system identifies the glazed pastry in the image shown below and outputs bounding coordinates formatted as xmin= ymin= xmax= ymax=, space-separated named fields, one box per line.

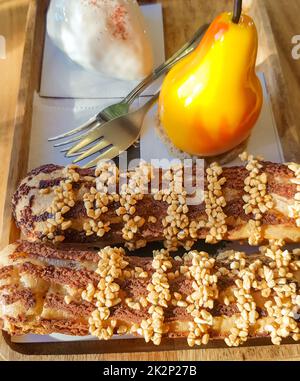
xmin=0 ymin=241 xmax=299 ymax=347
xmin=47 ymin=0 xmax=154 ymax=80
xmin=159 ymin=11 xmax=262 ymax=157
xmin=12 ymin=159 xmax=300 ymax=249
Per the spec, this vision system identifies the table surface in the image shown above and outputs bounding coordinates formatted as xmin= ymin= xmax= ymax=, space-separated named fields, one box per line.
xmin=0 ymin=0 xmax=300 ymax=361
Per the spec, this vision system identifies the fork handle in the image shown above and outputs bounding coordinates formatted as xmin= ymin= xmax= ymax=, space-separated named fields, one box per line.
xmin=123 ymin=23 xmax=209 ymax=105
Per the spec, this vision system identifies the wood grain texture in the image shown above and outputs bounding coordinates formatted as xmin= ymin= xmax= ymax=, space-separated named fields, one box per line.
xmin=0 ymin=0 xmax=30 ymax=250
xmin=264 ymin=0 xmax=300 ymax=158
xmin=1 ymin=0 xmax=300 ymax=361
xmin=0 ymin=0 xmax=48 ymax=251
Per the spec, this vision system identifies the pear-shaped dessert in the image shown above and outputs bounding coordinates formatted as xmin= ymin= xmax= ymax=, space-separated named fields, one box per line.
xmin=47 ymin=0 xmax=154 ymax=81
xmin=159 ymin=11 xmax=262 ymax=157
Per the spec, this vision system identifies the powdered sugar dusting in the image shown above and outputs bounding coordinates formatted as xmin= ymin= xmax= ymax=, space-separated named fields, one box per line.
xmin=80 ymin=0 xmax=129 ymax=41
xmin=108 ymin=5 xmax=129 ymax=40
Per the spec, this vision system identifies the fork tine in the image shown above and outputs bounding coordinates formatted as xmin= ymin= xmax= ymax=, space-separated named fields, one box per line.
xmin=66 ymin=123 xmax=105 ymax=156
xmin=61 ymin=149 xmax=87 ymax=157
xmin=72 ymin=139 xmax=110 ymax=164
xmin=56 ymin=121 xmax=107 ymax=148
xmin=82 ymin=146 xmax=120 ymax=168
xmin=53 ymin=131 xmax=91 ymax=147
xmin=48 ymin=116 xmax=97 ymax=142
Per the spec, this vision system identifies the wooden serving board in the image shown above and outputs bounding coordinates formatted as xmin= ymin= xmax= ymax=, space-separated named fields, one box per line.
xmin=1 ymin=0 xmax=300 ymax=361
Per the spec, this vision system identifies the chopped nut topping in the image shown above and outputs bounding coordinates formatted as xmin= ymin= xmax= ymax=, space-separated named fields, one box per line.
xmin=258 ymin=241 xmax=300 ymax=345
xmin=83 ymin=220 xmax=111 ymax=238
xmin=95 ymin=161 xmax=119 ymax=191
xmin=39 ymin=188 xmax=50 ymax=195
xmin=118 ymin=163 xmax=152 ymax=250
xmin=139 ymin=249 xmax=172 ymax=345
xmin=83 ymin=161 xmax=119 ymax=238
xmin=240 ymin=152 xmax=274 ymax=245
xmin=64 ymin=295 xmax=72 ymax=305
xmin=184 ymin=251 xmax=218 ymax=347
xmin=148 ymin=216 xmax=157 ymax=224
xmin=133 ymin=266 xmax=149 ymax=279
xmin=82 ymin=243 xmax=300 ymax=347
xmin=43 ymin=165 xmax=80 ymax=242
xmin=82 ymin=246 xmax=128 ymax=340
xmin=223 ymin=241 xmax=300 ymax=347
xmin=225 ymin=251 xmax=259 ymax=347
xmin=188 ymin=220 xmax=206 ymax=241
xmin=125 ymin=298 xmax=141 ymax=310
xmin=154 ymin=164 xmax=193 ymax=251
xmin=204 ymin=162 xmax=227 ymax=244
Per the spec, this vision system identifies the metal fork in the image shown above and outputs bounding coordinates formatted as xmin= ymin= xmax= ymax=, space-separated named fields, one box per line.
xmin=71 ymin=92 xmax=159 ymax=168
xmin=48 ymin=23 xmax=209 ymax=149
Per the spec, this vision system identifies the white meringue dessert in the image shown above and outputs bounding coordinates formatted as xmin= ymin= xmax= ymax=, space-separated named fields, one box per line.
xmin=47 ymin=0 xmax=154 ymax=81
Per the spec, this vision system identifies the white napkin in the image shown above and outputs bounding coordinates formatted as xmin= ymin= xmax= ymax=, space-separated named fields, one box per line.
xmin=40 ymin=4 xmax=165 ymax=99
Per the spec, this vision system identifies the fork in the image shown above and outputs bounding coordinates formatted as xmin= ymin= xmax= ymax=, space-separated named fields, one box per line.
xmin=48 ymin=23 xmax=209 ymax=149
xmin=71 ymin=92 xmax=159 ymax=168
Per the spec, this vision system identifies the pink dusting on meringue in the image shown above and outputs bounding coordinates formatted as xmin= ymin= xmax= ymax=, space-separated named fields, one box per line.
xmin=108 ymin=5 xmax=129 ymax=41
